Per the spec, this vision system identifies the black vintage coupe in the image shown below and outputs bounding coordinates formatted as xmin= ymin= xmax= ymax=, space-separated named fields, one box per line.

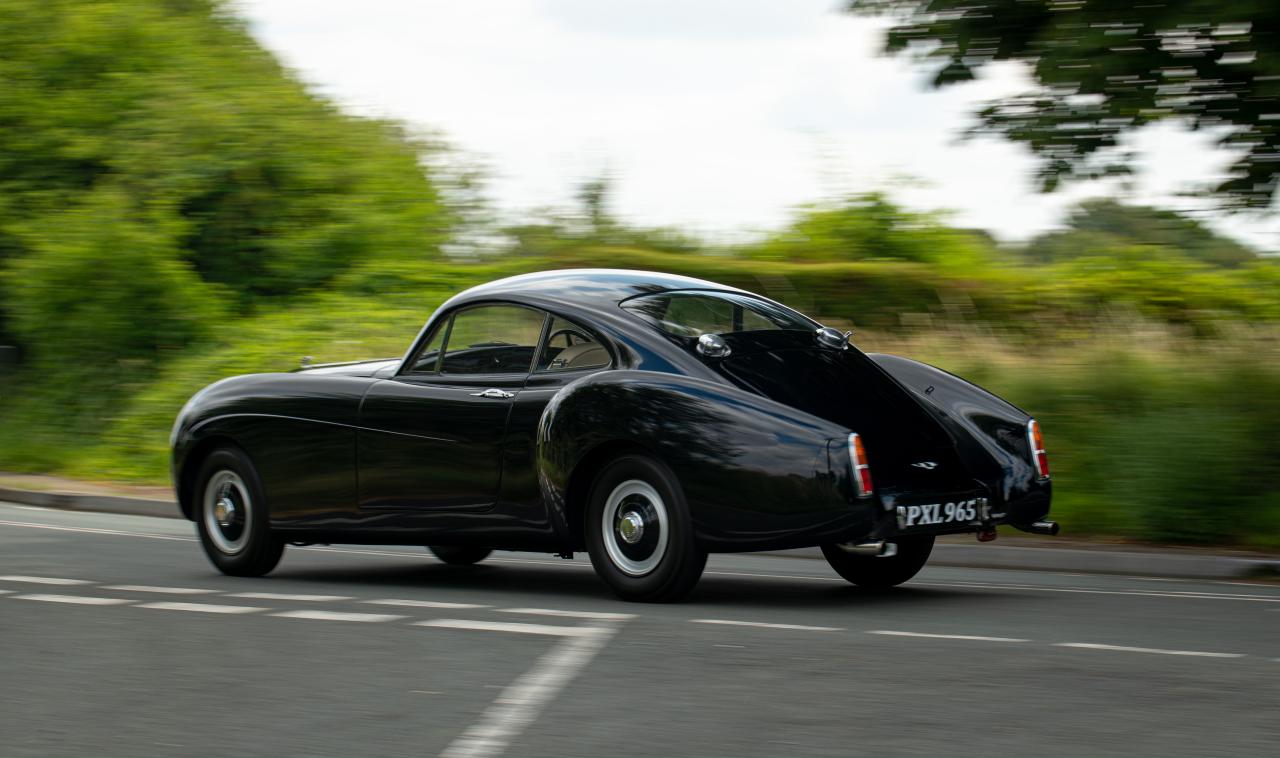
xmin=172 ymin=269 xmax=1055 ymax=601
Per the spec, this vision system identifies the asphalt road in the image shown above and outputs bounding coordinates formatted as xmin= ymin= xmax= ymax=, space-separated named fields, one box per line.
xmin=2 ymin=502 xmax=1277 ymax=758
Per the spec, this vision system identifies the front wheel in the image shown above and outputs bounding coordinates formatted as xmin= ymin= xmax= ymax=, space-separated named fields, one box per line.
xmin=585 ymin=454 xmax=706 ymax=603
xmin=194 ymin=447 xmax=284 ymax=577
xmin=821 ymin=535 xmax=934 ymax=589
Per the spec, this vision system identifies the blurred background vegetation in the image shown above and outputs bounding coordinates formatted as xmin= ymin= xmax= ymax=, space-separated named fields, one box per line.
xmin=1 ymin=0 xmax=1277 ymax=549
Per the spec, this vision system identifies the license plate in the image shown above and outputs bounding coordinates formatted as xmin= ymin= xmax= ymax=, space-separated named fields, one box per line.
xmin=896 ymin=497 xmax=987 ymax=530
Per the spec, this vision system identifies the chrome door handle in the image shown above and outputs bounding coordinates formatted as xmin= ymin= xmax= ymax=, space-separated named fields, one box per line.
xmin=470 ymin=388 xmax=515 ymax=399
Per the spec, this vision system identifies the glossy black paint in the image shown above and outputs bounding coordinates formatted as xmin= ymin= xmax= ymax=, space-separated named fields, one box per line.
xmin=172 ymin=268 xmax=1051 ymax=554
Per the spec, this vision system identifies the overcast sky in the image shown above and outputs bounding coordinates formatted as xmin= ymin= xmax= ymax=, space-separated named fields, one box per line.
xmin=237 ymin=0 xmax=1278 ymax=250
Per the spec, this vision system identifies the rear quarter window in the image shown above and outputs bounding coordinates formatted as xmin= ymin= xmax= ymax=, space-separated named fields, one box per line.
xmin=621 ymin=291 xmax=814 ymax=337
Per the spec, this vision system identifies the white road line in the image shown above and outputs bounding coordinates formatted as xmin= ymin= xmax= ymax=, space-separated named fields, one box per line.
xmin=691 ymin=619 xmax=844 ymax=632
xmin=868 ymin=630 xmax=1030 ymax=643
xmin=498 ymin=607 xmax=637 ymax=621
xmin=104 ymin=585 xmax=219 ymax=595
xmin=0 ymin=589 xmax=12 ymax=595
xmin=416 ymin=619 xmax=600 ymax=637
xmin=0 ymin=574 xmax=93 ymax=585
xmin=1055 ymin=642 xmax=1245 ymax=658
xmin=272 ymin=610 xmax=405 ymax=623
xmin=365 ymin=599 xmax=491 ymax=609
xmin=1092 ymin=587 xmax=1280 ymax=601
xmin=13 ymin=593 xmax=132 ymax=606
xmin=228 ymin=592 xmax=353 ymax=602
xmin=440 ymin=622 xmax=618 ymax=758
xmin=916 ymin=581 xmax=1280 ymax=604
xmin=0 ymin=520 xmax=193 ymax=541
xmin=138 ymin=602 xmax=266 ymax=614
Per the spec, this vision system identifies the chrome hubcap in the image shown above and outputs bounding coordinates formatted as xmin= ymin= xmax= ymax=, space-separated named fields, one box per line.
xmin=602 ymin=480 xmax=668 ymax=577
xmin=617 ymin=511 xmax=644 ymax=544
xmin=203 ymin=470 xmax=250 ymax=555
xmin=214 ymin=497 xmax=236 ymax=527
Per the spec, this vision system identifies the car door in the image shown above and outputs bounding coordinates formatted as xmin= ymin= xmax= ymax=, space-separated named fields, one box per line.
xmin=498 ymin=315 xmax=615 ymax=509
xmin=357 ymin=303 xmax=549 ymax=511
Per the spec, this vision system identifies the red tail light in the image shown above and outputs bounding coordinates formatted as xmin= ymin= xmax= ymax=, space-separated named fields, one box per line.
xmin=1027 ymin=419 xmax=1049 ymax=479
xmin=848 ymin=433 xmax=874 ymax=497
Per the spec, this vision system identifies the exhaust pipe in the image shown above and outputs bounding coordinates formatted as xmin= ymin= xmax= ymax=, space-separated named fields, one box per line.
xmin=1017 ymin=521 xmax=1060 ymax=536
xmin=838 ymin=541 xmax=899 ymax=558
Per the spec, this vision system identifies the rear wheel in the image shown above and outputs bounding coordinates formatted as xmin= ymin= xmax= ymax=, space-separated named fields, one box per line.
xmin=428 ymin=546 xmax=492 ymax=565
xmin=821 ymin=535 xmax=934 ymax=589
xmin=585 ymin=454 xmax=706 ymax=603
xmin=194 ymin=447 xmax=284 ymax=577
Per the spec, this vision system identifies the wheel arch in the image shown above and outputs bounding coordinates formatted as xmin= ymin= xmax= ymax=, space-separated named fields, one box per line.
xmin=176 ymin=435 xmax=244 ymax=521
xmin=563 ymin=439 xmax=655 ymax=551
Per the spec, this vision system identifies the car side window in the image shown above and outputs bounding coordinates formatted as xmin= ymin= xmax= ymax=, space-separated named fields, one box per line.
xmin=439 ymin=304 xmax=546 ymax=375
xmin=536 ymin=316 xmax=611 ymax=372
xmin=407 ymin=321 xmax=448 ymax=374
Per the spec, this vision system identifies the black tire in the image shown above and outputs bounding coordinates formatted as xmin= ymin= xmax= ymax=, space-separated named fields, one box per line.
xmin=585 ymin=454 xmax=706 ymax=603
xmin=194 ymin=447 xmax=284 ymax=577
xmin=428 ymin=546 xmax=493 ymax=565
xmin=821 ymin=535 xmax=935 ymax=589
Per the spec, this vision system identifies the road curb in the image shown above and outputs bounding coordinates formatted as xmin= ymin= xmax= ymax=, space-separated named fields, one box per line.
xmin=3 ymin=485 xmax=1277 ymax=580
xmin=0 ymin=486 xmax=178 ymax=520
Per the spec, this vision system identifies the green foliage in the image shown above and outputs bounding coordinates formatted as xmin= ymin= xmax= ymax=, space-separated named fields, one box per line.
xmin=4 ymin=188 xmax=222 ymax=375
xmin=845 ymin=1 xmax=1280 ymax=209
xmin=0 ymin=0 xmax=450 ymax=451
xmin=501 ymin=177 xmax=704 ymax=257
xmin=873 ymin=324 xmax=1280 ymax=549
xmin=1023 ymin=199 xmax=1257 ymax=267
xmin=743 ymin=193 xmax=996 ymax=271
xmin=0 ymin=0 xmax=450 ymax=322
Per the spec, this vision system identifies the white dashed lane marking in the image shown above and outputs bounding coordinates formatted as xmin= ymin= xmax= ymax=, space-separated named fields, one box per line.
xmin=439 ymin=621 xmax=620 ymax=758
xmin=139 ymin=602 xmax=267 ymax=614
xmin=916 ymin=581 xmax=1280 ymax=604
xmin=416 ymin=619 xmax=601 ymax=637
xmin=1055 ymin=642 xmax=1246 ymax=658
xmin=0 ymin=575 xmax=93 ymax=585
xmin=691 ymin=619 xmax=844 ymax=632
xmin=104 ymin=585 xmax=219 ymax=595
xmin=499 ymin=607 xmax=636 ymax=621
xmin=13 ymin=593 xmax=132 ymax=606
xmin=272 ymin=610 xmax=406 ymax=623
xmin=364 ymin=598 xmax=490 ymax=609
xmin=868 ymin=630 xmax=1030 ymax=643
xmin=228 ymin=592 xmax=353 ymax=602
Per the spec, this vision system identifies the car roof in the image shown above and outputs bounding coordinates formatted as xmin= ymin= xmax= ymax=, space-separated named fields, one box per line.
xmin=449 ymin=268 xmax=748 ymax=311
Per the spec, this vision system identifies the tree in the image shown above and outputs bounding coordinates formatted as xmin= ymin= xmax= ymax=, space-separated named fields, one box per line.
xmin=3 ymin=188 xmax=223 ymax=378
xmin=1023 ymin=198 xmax=1259 ymax=266
xmin=845 ymin=1 xmax=1280 ymax=210
xmin=575 ymin=176 xmax=616 ymax=235
xmin=0 ymin=0 xmax=452 ymax=324
xmin=745 ymin=192 xmax=997 ymax=268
